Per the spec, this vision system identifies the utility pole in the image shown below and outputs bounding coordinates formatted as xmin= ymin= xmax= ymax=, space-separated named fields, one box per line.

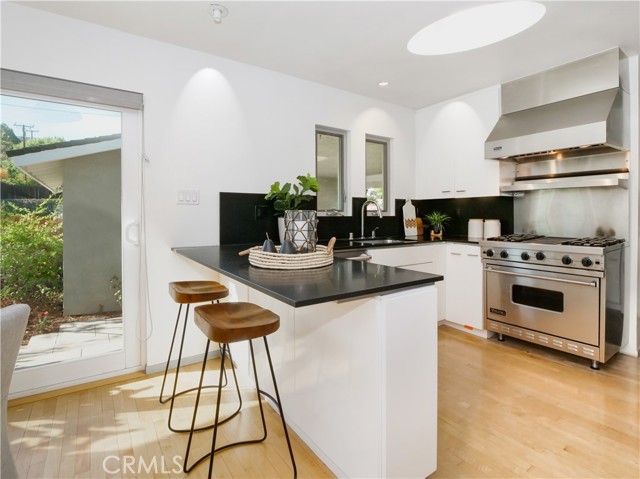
xmin=27 ymin=127 xmax=39 ymax=140
xmin=13 ymin=123 xmax=35 ymax=147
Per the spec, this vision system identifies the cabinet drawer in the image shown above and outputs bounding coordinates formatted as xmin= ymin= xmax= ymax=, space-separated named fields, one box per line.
xmin=368 ymin=244 xmax=446 ymax=268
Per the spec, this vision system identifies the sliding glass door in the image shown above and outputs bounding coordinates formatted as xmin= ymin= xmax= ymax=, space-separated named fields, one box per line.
xmin=1 ymin=92 xmax=143 ymax=397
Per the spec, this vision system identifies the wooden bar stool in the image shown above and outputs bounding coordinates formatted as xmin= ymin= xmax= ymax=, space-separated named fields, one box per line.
xmin=160 ymin=280 xmax=239 ymax=433
xmin=183 ymin=302 xmax=297 ymax=479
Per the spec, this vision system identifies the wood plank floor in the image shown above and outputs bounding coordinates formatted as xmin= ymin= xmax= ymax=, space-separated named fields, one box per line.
xmin=7 ymin=325 xmax=639 ymax=478
xmin=7 ymin=360 xmax=334 ymax=479
xmin=434 ymin=326 xmax=640 ymax=479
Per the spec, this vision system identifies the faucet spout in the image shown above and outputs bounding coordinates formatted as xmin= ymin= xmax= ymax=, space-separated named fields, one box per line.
xmin=361 ymin=200 xmax=383 ymax=238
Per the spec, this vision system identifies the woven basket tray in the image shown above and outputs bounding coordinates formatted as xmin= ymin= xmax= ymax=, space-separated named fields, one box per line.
xmin=245 ymin=245 xmax=333 ymax=270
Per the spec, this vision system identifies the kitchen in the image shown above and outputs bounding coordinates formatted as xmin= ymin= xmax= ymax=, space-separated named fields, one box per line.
xmin=1 ymin=1 xmax=639 ymax=479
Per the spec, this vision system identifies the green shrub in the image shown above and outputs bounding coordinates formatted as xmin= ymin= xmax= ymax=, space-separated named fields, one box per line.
xmin=1 ymin=195 xmax=63 ymax=311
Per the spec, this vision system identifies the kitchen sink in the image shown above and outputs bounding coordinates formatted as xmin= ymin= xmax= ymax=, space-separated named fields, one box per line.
xmin=350 ymin=238 xmax=418 ymax=246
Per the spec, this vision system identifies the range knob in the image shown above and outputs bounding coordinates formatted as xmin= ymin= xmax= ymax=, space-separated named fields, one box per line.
xmin=582 ymin=257 xmax=593 ymax=267
xmin=521 ymin=252 xmax=530 ymax=261
xmin=535 ymin=251 xmax=546 ymax=261
xmin=486 ymin=249 xmax=495 ymax=257
xmin=562 ymin=255 xmax=573 ymax=265
xmin=500 ymin=250 xmax=509 ymax=259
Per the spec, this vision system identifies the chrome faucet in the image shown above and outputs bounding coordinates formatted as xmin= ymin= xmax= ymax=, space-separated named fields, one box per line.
xmin=361 ymin=200 xmax=383 ymax=238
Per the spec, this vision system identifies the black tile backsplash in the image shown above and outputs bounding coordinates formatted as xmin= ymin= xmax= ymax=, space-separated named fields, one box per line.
xmin=219 ymin=192 xmax=279 ymax=245
xmin=220 ymin=192 xmax=513 ymax=244
xmin=413 ymin=196 xmax=514 ymax=236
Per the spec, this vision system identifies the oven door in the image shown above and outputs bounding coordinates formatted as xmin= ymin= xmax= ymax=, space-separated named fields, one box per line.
xmin=484 ymin=263 xmax=601 ymax=345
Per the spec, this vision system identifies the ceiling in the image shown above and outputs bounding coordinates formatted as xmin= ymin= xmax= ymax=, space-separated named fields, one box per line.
xmin=18 ymin=1 xmax=640 ymax=110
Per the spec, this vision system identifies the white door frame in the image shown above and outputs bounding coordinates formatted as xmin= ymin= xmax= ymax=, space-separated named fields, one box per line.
xmin=4 ymin=92 xmax=144 ymax=398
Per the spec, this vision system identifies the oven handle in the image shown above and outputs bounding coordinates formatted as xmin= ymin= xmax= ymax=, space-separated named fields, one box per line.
xmin=485 ymin=267 xmax=598 ymax=288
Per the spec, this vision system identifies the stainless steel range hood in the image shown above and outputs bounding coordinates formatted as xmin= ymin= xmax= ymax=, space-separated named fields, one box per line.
xmin=486 ymin=48 xmax=630 ymax=192
xmin=486 ymin=87 xmax=627 ymax=161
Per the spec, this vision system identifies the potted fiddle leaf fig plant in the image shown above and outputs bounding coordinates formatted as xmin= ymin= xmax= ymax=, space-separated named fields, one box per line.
xmin=265 ymin=173 xmax=320 ymax=216
xmin=265 ymin=173 xmax=320 ymax=243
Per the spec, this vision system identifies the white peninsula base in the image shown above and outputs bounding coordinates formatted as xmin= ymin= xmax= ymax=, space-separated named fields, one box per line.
xmin=219 ymin=273 xmax=438 ymax=479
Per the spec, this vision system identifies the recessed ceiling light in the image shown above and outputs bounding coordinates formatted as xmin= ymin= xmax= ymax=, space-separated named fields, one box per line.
xmin=378 ymin=81 xmax=390 ymax=87
xmin=407 ymin=1 xmax=545 ymax=56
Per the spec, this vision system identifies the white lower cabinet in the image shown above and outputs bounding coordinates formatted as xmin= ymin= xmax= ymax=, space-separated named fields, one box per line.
xmin=219 ymin=274 xmax=438 ymax=478
xmin=367 ymin=244 xmax=446 ymax=321
xmin=445 ymin=243 xmax=483 ymax=330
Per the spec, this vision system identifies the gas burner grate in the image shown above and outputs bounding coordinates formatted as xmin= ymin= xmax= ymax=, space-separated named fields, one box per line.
xmin=487 ymin=234 xmax=544 ymax=242
xmin=562 ymin=237 xmax=626 ymax=247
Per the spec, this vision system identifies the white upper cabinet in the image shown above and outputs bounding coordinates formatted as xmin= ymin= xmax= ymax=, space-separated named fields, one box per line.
xmin=416 ymin=86 xmax=501 ymax=199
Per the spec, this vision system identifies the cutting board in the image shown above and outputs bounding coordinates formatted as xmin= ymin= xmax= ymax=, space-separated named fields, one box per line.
xmin=403 ymin=199 xmax=418 ymax=236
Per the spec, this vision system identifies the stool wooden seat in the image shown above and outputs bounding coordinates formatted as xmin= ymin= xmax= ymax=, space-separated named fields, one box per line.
xmin=169 ymin=281 xmax=229 ymax=304
xmin=183 ymin=302 xmax=297 ymax=479
xmin=193 ymin=302 xmax=280 ymax=344
xmin=160 ymin=280 xmax=237 ymax=434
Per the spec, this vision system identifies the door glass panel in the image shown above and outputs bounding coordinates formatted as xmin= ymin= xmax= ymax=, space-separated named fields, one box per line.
xmin=512 ymin=284 xmax=564 ymax=313
xmin=1 ymin=94 xmax=124 ymax=370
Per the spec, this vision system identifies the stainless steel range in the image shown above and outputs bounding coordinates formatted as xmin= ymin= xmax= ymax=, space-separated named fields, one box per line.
xmin=480 ymin=234 xmax=625 ymax=369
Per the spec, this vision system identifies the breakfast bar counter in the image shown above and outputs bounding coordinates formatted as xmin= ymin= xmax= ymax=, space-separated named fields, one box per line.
xmin=173 ymin=244 xmax=441 ymax=479
xmin=172 ymin=244 xmax=443 ymax=306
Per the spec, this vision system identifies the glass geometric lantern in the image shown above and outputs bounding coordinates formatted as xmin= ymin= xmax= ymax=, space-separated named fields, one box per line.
xmin=284 ymin=210 xmax=318 ymax=253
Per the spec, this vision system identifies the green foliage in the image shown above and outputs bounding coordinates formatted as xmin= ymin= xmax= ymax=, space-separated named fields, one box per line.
xmin=1 ymin=122 xmax=20 ymax=148
xmin=265 ymin=173 xmax=320 ymax=216
xmin=110 ymin=275 xmax=122 ymax=305
xmin=24 ymin=137 xmax=66 ymax=148
xmin=424 ymin=210 xmax=451 ymax=232
xmin=1 ymin=195 xmax=63 ymax=310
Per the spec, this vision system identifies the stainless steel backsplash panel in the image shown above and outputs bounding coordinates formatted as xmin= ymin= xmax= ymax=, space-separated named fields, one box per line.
xmin=513 ymin=187 xmax=629 ymax=239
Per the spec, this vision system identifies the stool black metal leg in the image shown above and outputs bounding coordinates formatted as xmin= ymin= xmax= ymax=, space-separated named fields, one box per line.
xmin=165 ymin=302 xmax=239 ymax=433
xmin=167 ymin=303 xmax=191 ymax=431
xmin=171 ymin=342 xmax=242 ymax=434
xmin=159 ymin=303 xmax=184 ymax=404
xmin=183 ymin=339 xmax=211 ymax=474
xmin=182 ymin=335 xmax=295 ymax=479
xmin=183 ymin=343 xmax=245 ymax=474
xmin=263 ymin=336 xmax=298 ymax=479
xmin=207 ymin=343 xmax=228 ymax=479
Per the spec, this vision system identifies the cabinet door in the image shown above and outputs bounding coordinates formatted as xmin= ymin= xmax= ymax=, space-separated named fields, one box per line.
xmin=451 ymin=87 xmax=501 ymax=197
xmin=416 ymin=86 xmax=500 ymax=199
xmin=367 ymin=244 xmax=447 ymax=321
xmin=401 ymin=262 xmax=446 ymax=321
xmin=445 ymin=244 xmax=483 ymax=329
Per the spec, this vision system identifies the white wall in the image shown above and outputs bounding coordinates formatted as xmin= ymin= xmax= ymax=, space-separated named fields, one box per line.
xmin=1 ymin=3 xmax=416 ymax=368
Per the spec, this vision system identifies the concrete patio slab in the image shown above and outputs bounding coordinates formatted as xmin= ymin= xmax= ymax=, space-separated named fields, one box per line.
xmin=16 ymin=317 xmax=123 ymax=370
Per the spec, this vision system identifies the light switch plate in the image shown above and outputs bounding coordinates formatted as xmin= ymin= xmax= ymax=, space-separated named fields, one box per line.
xmin=177 ymin=189 xmax=200 ymax=205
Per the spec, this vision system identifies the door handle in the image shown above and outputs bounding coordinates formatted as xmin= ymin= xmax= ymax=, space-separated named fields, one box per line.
xmin=485 ymin=267 xmax=598 ymax=287
xmin=125 ymin=222 xmax=140 ymax=245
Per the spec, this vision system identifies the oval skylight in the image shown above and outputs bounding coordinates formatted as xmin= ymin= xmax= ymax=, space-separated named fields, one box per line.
xmin=407 ymin=1 xmax=546 ymax=55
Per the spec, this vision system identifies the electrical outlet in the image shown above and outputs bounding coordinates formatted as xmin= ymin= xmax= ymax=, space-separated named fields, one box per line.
xmin=177 ymin=190 xmax=200 ymax=205
xmin=255 ymin=205 xmax=268 ymax=220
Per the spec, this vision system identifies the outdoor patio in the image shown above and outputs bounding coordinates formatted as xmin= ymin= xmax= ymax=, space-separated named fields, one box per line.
xmin=16 ymin=316 xmax=123 ymax=369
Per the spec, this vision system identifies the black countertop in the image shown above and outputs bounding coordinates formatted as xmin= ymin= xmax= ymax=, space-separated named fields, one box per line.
xmin=173 ymin=244 xmax=444 ymax=307
xmin=327 ymin=234 xmax=480 ymax=251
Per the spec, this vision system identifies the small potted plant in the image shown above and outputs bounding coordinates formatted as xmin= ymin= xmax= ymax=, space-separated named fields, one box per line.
xmin=424 ymin=210 xmax=451 ymax=238
xmin=265 ymin=173 xmax=319 ymax=243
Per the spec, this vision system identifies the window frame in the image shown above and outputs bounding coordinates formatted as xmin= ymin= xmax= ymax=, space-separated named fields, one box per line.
xmin=315 ymin=126 xmax=346 ymax=214
xmin=365 ymin=134 xmax=390 ymax=213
